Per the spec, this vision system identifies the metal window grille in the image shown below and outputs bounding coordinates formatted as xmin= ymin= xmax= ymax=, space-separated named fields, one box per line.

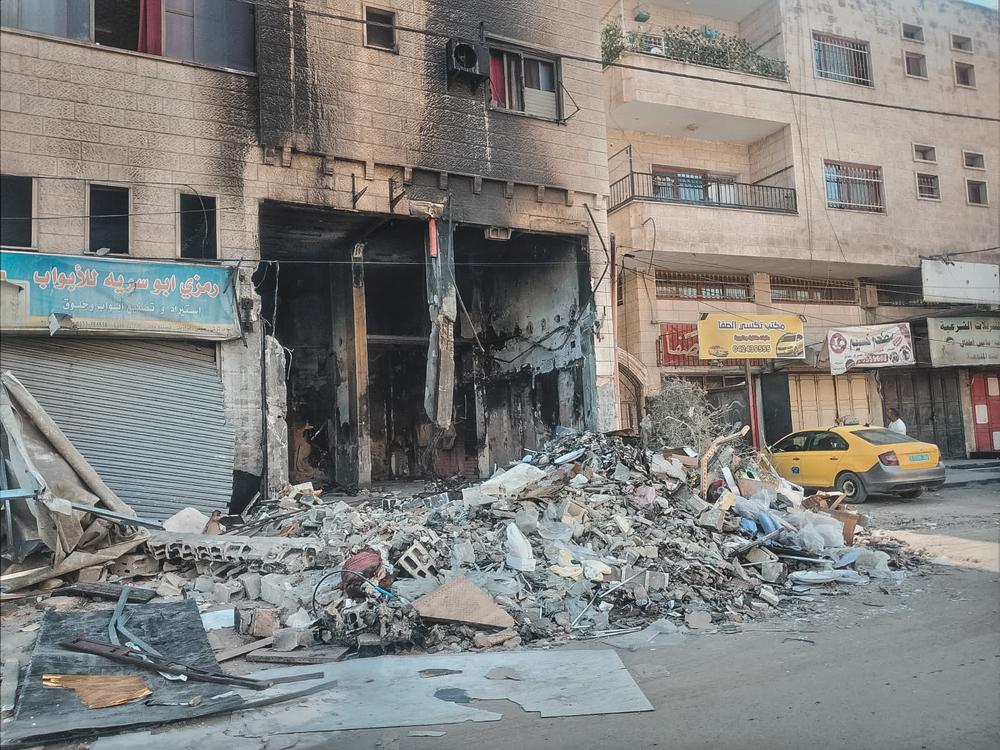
xmin=916 ymin=173 xmax=940 ymax=200
xmin=824 ymin=161 xmax=885 ymax=212
xmin=655 ymin=272 xmax=753 ymax=301
xmin=771 ymin=276 xmax=858 ymax=304
xmin=813 ymin=32 xmax=872 ymax=86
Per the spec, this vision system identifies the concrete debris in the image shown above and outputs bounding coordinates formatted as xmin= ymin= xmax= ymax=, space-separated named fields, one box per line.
xmin=162 ymin=507 xmax=212 ymax=535
xmin=2 ymin=420 xmax=921 ymax=669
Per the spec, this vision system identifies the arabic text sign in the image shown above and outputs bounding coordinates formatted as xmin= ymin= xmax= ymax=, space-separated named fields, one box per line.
xmin=827 ymin=323 xmax=913 ymax=375
xmin=0 ymin=250 xmax=241 ymax=340
xmin=696 ymin=314 xmax=805 ymax=361
xmin=928 ymin=317 xmax=1000 ymax=367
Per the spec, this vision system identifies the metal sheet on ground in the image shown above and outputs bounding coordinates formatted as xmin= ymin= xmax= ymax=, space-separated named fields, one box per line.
xmin=224 ymin=649 xmax=652 ymax=736
xmin=3 ymin=601 xmax=244 ymax=747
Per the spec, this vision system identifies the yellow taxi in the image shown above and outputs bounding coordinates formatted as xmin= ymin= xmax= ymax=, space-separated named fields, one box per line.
xmin=767 ymin=425 xmax=945 ymax=503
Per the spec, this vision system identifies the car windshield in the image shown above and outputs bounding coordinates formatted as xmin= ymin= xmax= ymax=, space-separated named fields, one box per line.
xmin=854 ymin=428 xmax=917 ymax=446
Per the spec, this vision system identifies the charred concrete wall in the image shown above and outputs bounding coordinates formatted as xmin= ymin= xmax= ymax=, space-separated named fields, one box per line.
xmin=0 ymin=0 xmax=618 ymax=500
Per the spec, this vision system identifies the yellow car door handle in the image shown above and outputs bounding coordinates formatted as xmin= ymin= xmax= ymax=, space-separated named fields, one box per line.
xmin=830 ymin=457 xmax=839 ymax=460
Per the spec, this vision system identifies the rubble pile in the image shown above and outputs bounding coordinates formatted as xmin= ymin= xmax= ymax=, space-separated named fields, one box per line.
xmin=142 ymin=428 xmax=916 ymax=654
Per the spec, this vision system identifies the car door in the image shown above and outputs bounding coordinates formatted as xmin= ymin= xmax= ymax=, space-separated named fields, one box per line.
xmin=768 ymin=431 xmax=816 ymax=483
xmin=803 ymin=430 xmax=851 ymax=488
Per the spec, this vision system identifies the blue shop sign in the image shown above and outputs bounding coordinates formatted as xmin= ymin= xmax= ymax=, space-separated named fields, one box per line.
xmin=0 ymin=251 xmax=241 ymax=340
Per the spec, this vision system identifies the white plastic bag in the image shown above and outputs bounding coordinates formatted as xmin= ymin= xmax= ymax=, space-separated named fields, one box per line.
xmin=505 ymin=521 xmax=536 ymax=571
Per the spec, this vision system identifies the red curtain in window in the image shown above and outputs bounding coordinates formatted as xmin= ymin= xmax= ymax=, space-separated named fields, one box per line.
xmin=138 ymin=0 xmax=163 ymax=55
xmin=489 ymin=52 xmax=506 ymax=107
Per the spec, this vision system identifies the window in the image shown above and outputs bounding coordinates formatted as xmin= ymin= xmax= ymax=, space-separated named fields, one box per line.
xmin=89 ymin=184 xmax=129 ymax=254
xmin=772 ymin=432 xmax=814 ymax=452
xmin=0 ymin=0 xmax=90 ymax=40
xmin=913 ymin=144 xmax=936 ymax=163
xmin=901 ymin=23 xmax=924 ymax=42
xmin=855 ymin=428 xmax=912 ymax=446
xmin=363 ymin=7 xmax=396 ymax=51
xmin=812 ymin=432 xmax=849 ymax=451
xmin=824 ymin=161 xmax=885 ymax=213
xmin=179 ymin=193 xmax=217 ymax=259
xmin=165 ymin=0 xmax=255 ymax=71
xmin=951 ymin=33 xmax=973 ymax=53
xmin=915 ymin=173 xmax=940 ymax=200
xmin=967 ymin=179 xmax=989 ymax=206
xmin=94 ymin=0 xmax=140 ymax=51
xmin=2 ymin=0 xmax=255 ymax=72
xmin=616 ymin=268 xmax=625 ymax=306
xmin=963 ymin=151 xmax=985 ymax=170
xmin=771 ymin=275 xmax=858 ymax=304
xmin=489 ymin=47 xmax=560 ymax=120
xmin=812 ymin=32 xmax=872 ymax=86
xmin=903 ymin=51 xmax=927 ymax=78
xmin=0 ymin=174 xmax=32 ymax=248
xmin=954 ymin=61 xmax=976 ymax=87
xmin=655 ymin=271 xmax=752 ymax=301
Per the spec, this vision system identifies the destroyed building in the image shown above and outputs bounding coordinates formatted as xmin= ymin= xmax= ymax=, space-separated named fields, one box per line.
xmin=0 ymin=1 xmax=617 ymax=514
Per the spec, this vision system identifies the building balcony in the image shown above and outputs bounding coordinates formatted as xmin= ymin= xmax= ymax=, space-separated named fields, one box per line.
xmin=603 ymin=27 xmax=787 ymax=81
xmin=610 ymin=172 xmax=797 ymax=214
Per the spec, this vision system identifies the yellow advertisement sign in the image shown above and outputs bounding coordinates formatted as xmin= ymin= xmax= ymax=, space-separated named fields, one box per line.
xmin=697 ymin=314 xmax=805 ymax=360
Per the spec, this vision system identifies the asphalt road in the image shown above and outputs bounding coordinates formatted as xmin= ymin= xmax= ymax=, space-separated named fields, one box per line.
xmin=296 ymin=483 xmax=1000 ymax=750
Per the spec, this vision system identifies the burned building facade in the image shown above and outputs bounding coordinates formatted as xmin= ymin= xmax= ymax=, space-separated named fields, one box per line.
xmin=0 ymin=0 xmax=615 ymax=507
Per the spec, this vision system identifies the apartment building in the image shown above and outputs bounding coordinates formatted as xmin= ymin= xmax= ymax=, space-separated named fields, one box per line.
xmin=603 ymin=0 xmax=1000 ymax=457
xmin=0 ymin=0 xmax=615 ymax=516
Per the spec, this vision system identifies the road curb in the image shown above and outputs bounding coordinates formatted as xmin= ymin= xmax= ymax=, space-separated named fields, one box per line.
xmin=942 ymin=477 xmax=1000 ymax=489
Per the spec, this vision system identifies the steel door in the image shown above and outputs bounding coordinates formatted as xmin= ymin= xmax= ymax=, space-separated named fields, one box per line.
xmin=970 ymin=372 xmax=1000 ymax=453
xmin=879 ymin=369 xmax=966 ymax=458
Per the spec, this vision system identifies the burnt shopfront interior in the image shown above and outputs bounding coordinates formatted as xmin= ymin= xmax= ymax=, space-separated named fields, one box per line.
xmin=256 ymin=202 xmax=596 ymax=489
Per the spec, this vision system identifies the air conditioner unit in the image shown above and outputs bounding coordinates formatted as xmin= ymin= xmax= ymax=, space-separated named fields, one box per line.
xmin=446 ymin=38 xmax=489 ymax=91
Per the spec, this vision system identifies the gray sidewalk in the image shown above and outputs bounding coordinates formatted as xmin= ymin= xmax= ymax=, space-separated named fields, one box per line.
xmin=943 ymin=459 xmax=1000 ymax=487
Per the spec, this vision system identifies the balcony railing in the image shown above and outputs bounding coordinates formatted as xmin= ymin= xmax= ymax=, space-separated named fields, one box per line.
xmin=602 ymin=24 xmax=788 ymax=81
xmin=610 ymin=172 xmax=798 ymax=214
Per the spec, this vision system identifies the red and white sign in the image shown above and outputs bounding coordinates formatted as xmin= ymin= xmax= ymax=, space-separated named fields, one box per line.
xmin=827 ymin=323 xmax=914 ymax=376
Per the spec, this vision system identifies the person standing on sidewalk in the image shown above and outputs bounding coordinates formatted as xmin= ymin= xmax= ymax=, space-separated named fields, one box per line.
xmin=887 ymin=408 xmax=907 ymax=435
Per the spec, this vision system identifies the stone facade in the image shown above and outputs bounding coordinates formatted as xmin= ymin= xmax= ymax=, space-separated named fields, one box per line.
xmin=604 ymin=0 xmax=1000 ymax=410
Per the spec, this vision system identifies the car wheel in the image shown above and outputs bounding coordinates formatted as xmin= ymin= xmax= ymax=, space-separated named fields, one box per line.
xmin=836 ymin=472 xmax=868 ymax=504
xmin=898 ymin=489 xmax=923 ymax=499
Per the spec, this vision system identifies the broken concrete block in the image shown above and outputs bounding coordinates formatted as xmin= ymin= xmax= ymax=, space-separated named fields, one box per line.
xmin=272 ymin=627 xmax=313 ymax=652
xmin=193 ymin=575 xmax=216 ymax=593
xmin=473 ymin=629 xmax=520 ymax=649
xmin=649 ymin=454 xmax=687 ymax=481
xmin=757 ymin=586 xmax=780 ymax=607
xmin=397 ymin=541 xmax=438 ymax=579
xmin=260 ymin=573 xmax=292 ymax=606
xmin=284 ymin=607 xmax=314 ymax=629
xmin=251 ymin=607 xmax=282 ymax=638
xmin=478 ymin=463 xmax=546 ymax=499
xmin=696 ymin=507 xmax=724 ymax=531
xmin=745 ymin=547 xmax=783 ymax=583
xmin=238 ymin=572 xmax=262 ymax=600
xmin=155 ymin=572 xmax=187 ymax=598
xmin=109 ymin=553 xmax=160 ymax=579
xmin=685 ymin=610 xmax=713 ymax=629
xmin=162 ymin=507 xmax=211 ymax=534
xmin=212 ymin=580 xmax=244 ymax=603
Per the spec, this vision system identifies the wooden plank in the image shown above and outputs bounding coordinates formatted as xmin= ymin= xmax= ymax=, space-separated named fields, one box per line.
xmin=245 ymin=646 xmax=348 ymax=665
xmin=214 ymin=636 xmax=274 ymax=663
xmin=55 ymin=582 xmax=156 ymax=603
xmin=352 ymin=274 xmax=372 ymax=487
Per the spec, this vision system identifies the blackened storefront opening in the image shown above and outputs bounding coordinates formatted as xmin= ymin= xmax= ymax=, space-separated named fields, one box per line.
xmin=258 ymin=201 xmax=595 ymax=491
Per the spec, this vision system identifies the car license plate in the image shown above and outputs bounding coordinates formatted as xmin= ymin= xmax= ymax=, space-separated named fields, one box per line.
xmin=908 ymin=453 xmax=928 ymax=462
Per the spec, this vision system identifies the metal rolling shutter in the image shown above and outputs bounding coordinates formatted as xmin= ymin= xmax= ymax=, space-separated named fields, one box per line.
xmin=0 ymin=338 xmax=235 ymax=520
xmin=789 ymin=373 xmax=871 ymax=431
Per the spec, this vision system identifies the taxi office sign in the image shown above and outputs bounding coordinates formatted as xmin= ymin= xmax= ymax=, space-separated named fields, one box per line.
xmin=697 ymin=313 xmax=805 ymax=360
xmin=0 ymin=250 xmax=241 ymax=341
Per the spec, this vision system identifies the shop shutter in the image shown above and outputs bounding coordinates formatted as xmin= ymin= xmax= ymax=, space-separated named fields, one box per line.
xmin=1 ymin=338 xmax=234 ymax=520
xmin=789 ymin=373 xmax=871 ymax=431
